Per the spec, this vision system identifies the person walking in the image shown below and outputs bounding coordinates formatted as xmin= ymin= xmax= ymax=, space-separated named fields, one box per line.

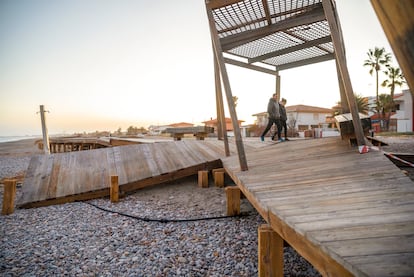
xmin=279 ymin=98 xmax=289 ymax=141
xmin=260 ymin=93 xmax=282 ymax=142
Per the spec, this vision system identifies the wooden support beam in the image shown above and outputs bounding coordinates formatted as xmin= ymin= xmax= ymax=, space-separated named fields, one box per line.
xmin=221 ymin=4 xmax=325 ymax=50
xmin=276 ymin=53 xmax=335 ymax=71
xmin=2 ymin=179 xmax=16 ymax=215
xmin=275 ymin=71 xmax=280 ymax=98
xmin=205 ymin=0 xmax=243 ymax=10
xmin=213 ymin=168 xmax=225 ymax=187
xmin=224 ymin=58 xmax=278 ymax=75
xmin=370 ymin=0 xmax=414 ymax=98
xmin=215 ymin=51 xmax=230 ymax=156
xmin=322 ymin=0 xmax=366 ymax=147
xmin=258 ymin=224 xmax=284 ymax=277
xmin=206 ymin=4 xmax=248 ymax=171
xmin=110 ymin=175 xmax=119 ymax=203
xmin=225 ymin=186 xmax=240 ymax=216
xmin=249 ymin=35 xmax=332 ymax=64
xmin=198 ymin=170 xmax=209 ymax=188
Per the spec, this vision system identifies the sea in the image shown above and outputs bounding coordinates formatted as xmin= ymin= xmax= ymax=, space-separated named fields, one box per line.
xmin=0 ymin=135 xmax=42 ymax=143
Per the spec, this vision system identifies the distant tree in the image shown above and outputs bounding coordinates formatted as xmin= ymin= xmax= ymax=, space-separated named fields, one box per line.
xmin=378 ymin=93 xmax=394 ymax=130
xmin=381 ymin=65 xmax=405 ymax=111
xmin=334 ymin=94 xmax=369 ymax=115
xmin=116 ymin=127 xmax=122 ymax=135
xmin=363 ymin=47 xmax=392 ymax=113
xmin=127 ymin=126 xmax=139 ymax=135
xmin=232 ymin=96 xmax=238 ymax=108
xmin=138 ymin=127 xmax=147 ymax=134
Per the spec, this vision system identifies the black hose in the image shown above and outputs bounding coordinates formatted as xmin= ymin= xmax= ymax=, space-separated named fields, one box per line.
xmin=83 ymin=201 xmax=253 ymax=223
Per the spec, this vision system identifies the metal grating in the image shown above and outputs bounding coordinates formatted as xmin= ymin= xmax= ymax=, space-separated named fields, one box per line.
xmin=210 ymin=0 xmax=334 ymax=71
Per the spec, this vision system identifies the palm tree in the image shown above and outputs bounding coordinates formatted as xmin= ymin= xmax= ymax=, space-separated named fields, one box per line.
xmin=333 ymin=94 xmax=369 ymax=116
xmin=381 ymin=66 xmax=405 ymax=110
xmin=378 ymin=93 xmax=394 ymax=130
xmin=363 ymin=47 xmax=392 ymax=113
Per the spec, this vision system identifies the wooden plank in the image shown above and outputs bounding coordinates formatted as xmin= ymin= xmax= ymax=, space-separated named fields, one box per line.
xmin=323 ymin=235 xmax=414 ymax=257
xmin=346 ymin=252 xmax=414 ymax=277
xmin=308 ymin=221 xmax=414 ymax=242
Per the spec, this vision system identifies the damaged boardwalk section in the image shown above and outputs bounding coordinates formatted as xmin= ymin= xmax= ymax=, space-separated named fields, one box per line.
xmin=17 ymin=140 xmax=228 ymax=208
xmin=222 ymin=137 xmax=414 ymax=277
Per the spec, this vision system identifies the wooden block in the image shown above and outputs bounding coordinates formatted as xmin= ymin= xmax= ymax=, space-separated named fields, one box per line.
xmin=212 ymin=168 xmax=225 ymax=173
xmin=110 ymin=175 xmax=119 ymax=203
xmin=226 ymin=186 xmax=240 ymax=216
xmin=2 ymin=179 xmax=16 ymax=215
xmin=198 ymin=170 xmax=209 ymax=188
xmin=214 ymin=171 xmax=224 ymax=187
xmin=258 ymin=224 xmax=284 ymax=277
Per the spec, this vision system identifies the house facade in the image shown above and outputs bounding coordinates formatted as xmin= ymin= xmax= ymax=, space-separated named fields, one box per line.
xmin=148 ymin=122 xmax=194 ymax=135
xmin=253 ymin=104 xmax=334 ymax=137
xmin=202 ymin=117 xmax=244 ymax=137
xmin=391 ymin=89 xmax=413 ymax=132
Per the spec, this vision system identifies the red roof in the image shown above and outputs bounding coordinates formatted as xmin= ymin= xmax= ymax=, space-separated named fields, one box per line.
xmin=168 ymin=122 xmax=194 ymax=128
xmin=202 ymin=118 xmax=244 ymax=124
xmin=286 ymin=105 xmax=333 ymax=113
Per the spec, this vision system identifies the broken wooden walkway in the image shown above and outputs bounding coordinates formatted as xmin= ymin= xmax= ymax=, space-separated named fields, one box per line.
xmin=17 ymin=140 xmax=230 ymax=208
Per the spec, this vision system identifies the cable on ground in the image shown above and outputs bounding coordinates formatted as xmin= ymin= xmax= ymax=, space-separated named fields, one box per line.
xmin=82 ymin=201 xmax=254 ymax=223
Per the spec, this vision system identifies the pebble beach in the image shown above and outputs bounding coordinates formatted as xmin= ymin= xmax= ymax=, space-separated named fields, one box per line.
xmin=0 ymin=138 xmax=321 ymax=277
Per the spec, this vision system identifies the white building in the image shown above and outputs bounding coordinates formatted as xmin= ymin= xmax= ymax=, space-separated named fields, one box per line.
xmin=253 ymin=104 xmax=337 ymax=137
xmin=391 ymin=89 xmax=413 ymax=132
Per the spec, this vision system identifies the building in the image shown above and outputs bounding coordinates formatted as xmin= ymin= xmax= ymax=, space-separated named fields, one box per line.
xmin=202 ymin=117 xmax=244 ymax=137
xmin=391 ymin=89 xmax=413 ymax=132
xmin=148 ymin=122 xmax=194 ymax=135
xmin=253 ymin=104 xmax=333 ymax=132
xmin=253 ymin=104 xmax=336 ymax=138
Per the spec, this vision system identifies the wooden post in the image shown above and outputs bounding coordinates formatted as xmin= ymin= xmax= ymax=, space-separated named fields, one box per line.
xmin=370 ymin=0 xmax=414 ymax=99
xmin=110 ymin=175 xmax=119 ymax=203
xmin=2 ymin=179 xmax=17 ymax=215
xmin=212 ymin=168 xmax=225 ymax=187
xmin=275 ymin=71 xmax=280 ymax=100
xmin=198 ymin=170 xmax=209 ymax=188
xmin=226 ymin=186 xmax=240 ymax=216
xmin=214 ymin=51 xmax=230 ymax=156
xmin=322 ymin=0 xmax=366 ymax=147
xmin=258 ymin=224 xmax=284 ymax=277
xmin=39 ymin=105 xmax=50 ymax=155
xmin=206 ymin=4 xmax=248 ymax=171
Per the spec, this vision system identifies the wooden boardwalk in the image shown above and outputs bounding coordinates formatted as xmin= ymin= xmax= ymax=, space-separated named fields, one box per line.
xmin=17 ymin=140 xmax=230 ymax=208
xmin=222 ymin=137 xmax=414 ymax=277
xmin=16 ymin=136 xmax=414 ymax=276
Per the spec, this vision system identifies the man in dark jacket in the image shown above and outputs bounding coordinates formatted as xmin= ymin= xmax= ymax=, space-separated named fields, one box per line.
xmin=260 ymin=93 xmax=282 ymax=142
xmin=279 ymin=98 xmax=289 ymax=140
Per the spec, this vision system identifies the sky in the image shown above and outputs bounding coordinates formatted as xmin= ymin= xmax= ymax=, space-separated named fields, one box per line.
xmin=0 ymin=0 xmax=407 ymax=136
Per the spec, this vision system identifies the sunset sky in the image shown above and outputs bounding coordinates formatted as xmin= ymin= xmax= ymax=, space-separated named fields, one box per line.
xmin=0 ymin=0 xmax=407 ymax=136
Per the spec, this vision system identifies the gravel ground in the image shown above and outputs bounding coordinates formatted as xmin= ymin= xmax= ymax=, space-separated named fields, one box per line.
xmin=0 ymin=139 xmax=320 ymax=277
xmin=0 ymin=178 xmax=320 ymax=277
xmin=1 ymin=136 xmax=413 ymax=276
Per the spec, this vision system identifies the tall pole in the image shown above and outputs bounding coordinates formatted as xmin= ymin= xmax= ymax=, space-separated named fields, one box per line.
xmin=275 ymin=70 xmax=280 ymax=101
xmin=322 ymin=0 xmax=366 ymax=147
xmin=39 ymin=105 xmax=50 ymax=155
xmin=206 ymin=4 xmax=248 ymax=171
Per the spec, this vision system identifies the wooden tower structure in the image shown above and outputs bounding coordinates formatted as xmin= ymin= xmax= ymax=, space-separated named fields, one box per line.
xmin=205 ymin=0 xmax=367 ymax=171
